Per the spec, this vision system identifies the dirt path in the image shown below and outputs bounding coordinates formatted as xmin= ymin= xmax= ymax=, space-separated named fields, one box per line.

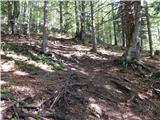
xmin=1 ymin=36 xmax=160 ymax=120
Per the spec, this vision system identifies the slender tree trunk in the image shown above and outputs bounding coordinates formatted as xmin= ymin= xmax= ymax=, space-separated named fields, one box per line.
xmin=109 ymin=21 xmax=112 ymax=44
xmin=121 ymin=15 xmax=125 ymax=47
xmin=64 ymin=1 xmax=69 ymax=32
xmin=75 ymin=1 xmax=80 ymax=39
xmin=158 ymin=26 xmax=160 ymax=41
xmin=90 ymin=0 xmax=97 ymax=52
xmin=97 ymin=1 xmax=100 ymax=42
xmin=23 ymin=1 xmax=26 ymax=22
xmin=80 ymin=1 xmax=85 ymax=43
xmin=120 ymin=3 xmax=125 ymax=47
xmin=59 ymin=1 xmax=63 ymax=36
xmin=145 ymin=3 xmax=153 ymax=57
xmin=41 ymin=0 xmax=49 ymax=52
xmin=26 ymin=1 xmax=31 ymax=36
xmin=112 ymin=3 xmax=117 ymax=45
xmin=8 ymin=1 xmax=12 ymax=34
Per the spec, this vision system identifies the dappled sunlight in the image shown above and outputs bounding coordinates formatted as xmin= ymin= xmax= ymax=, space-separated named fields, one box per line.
xmin=99 ymin=48 xmax=122 ymax=56
xmin=13 ymin=70 xmax=29 ymax=76
xmin=104 ymin=84 xmax=113 ymax=90
xmin=104 ymin=84 xmax=123 ymax=94
xmin=9 ymin=85 xmax=35 ymax=96
xmin=1 ymin=60 xmax=15 ymax=72
xmin=0 ymin=81 xmax=9 ymax=85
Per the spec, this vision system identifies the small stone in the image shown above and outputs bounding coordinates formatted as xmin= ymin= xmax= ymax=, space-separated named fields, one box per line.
xmin=89 ymin=103 xmax=102 ymax=118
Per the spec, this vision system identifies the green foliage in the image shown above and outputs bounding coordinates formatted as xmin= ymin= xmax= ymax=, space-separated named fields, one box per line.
xmin=2 ymin=41 xmax=64 ymax=72
xmin=10 ymin=116 xmax=17 ymax=120
xmin=0 ymin=88 xmax=8 ymax=94
xmin=15 ymin=60 xmax=40 ymax=73
xmin=151 ymin=1 xmax=160 ymax=15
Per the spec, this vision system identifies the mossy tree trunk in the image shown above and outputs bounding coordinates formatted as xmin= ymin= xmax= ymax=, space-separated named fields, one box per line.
xmin=121 ymin=1 xmax=142 ymax=63
xmin=8 ymin=1 xmax=12 ymax=34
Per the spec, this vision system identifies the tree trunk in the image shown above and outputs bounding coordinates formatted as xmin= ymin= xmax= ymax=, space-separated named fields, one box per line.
xmin=23 ymin=1 xmax=27 ymax=22
xmin=145 ymin=3 xmax=153 ymax=57
xmin=41 ymin=0 xmax=49 ymax=52
xmin=11 ymin=1 xmax=20 ymax=34
xmin=158 ymin=26 xmax=160 ymax=41
xmin=80 ymin=1 xmax=86 ymax=43
xmin=120 ymin=3 xmax=125 ymax=47
xmin=90 ymin=0 xmax=97 ymax=52
xmin=123 ymin=1 xmax=134 ymax=48
xmin=59 ymin=1 xmax=63 ymax=35
xmin=121 ymin=15 xmax=125 ymax=47
xmin=8 ymin=1 xmax=12 ymax=34
xmin=112 ymin=3 xmax=117 ymax=46
xmin=26 ymin=1 xmax=31 ymax=36
xmin=64 ymin=1 xmax=69 ymax=32
xmin=97 ymin=1 xmax=100 ymax=42
xmin=122 ymin=1 xmax=141 ymax=62
xmin=75 ymin=1 xmax=80 ymax=39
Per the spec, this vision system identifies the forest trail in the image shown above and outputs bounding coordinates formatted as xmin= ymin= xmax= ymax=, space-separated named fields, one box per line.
xmin=1 ymin=35 xmax=160 ymax=120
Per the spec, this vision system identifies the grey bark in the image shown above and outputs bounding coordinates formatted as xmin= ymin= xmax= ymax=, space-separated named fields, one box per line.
xmin=59 ymin=1 xmax=63 ymax=34
xmin=23 ymin=1 xmax=27 ymax=22
xmin=124 ymin=1 xmax=141 ymax=61
xmin=90 ymin=1 xmax=97 ymax=52
xmin=8 ymin=1 xmax=12 ymax=34
xmin=10 ymin=1 xmax=20 ymax=34
xmin=41 ymin=0 xmax=49 ymax=52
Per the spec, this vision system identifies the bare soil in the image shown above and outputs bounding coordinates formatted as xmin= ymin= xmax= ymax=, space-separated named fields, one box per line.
xmin=1 ymin=34 xmax=160 ymax=120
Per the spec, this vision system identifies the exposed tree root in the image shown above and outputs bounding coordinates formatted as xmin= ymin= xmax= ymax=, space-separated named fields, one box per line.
xmin=49 ymin=75 xmax=87 ymax=109
xmin=114 ymin=55 xmax=160 ymax=78
xmin=150 ymin=70 xmax=160 ymax=78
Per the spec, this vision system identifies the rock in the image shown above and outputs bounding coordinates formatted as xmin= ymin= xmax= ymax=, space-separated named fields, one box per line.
xmin=89 ymin=103 xmax=102 ymax=118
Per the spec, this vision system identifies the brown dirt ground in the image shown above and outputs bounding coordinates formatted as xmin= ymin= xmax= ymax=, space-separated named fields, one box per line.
xmin=1 ymin=34 xmax=160 ymax=120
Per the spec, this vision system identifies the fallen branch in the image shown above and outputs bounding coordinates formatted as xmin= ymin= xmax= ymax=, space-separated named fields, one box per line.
xmin=0 ymin=96 xmax=34 ymax=112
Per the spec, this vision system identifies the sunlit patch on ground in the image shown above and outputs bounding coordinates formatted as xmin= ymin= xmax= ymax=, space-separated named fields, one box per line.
xmin=0 ymin=81 xmax=9 ymax=86
xmin=13 ymin=70 xmax=29 ymax=76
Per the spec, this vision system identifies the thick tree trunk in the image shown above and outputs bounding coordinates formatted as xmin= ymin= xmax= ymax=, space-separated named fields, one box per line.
xmin=122 ymin=1 xmax=141 ymax=62
xmin=41 ymin=1 xmax=49 ymax=52
xmin=11 ymin=1 xmax=20 ymax=34
xmin=145 ymin=3 xmax=153 ymax=57
xmin=123 ymin=1 xmax=134 ymax=48
xmin=8 ymin=1 xmax=12 ymax=34
xmin=80 ymin=1 xmax=86 ymax=43
xmin=90 ymin=0 xmax=97 ymax=52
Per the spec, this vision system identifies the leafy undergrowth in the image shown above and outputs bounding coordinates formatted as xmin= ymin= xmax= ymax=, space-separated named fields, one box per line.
xmin=1 ymin=41 xmax=64 ymax=73
xmin=1 ymin=35 xmax=160 ymax=120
